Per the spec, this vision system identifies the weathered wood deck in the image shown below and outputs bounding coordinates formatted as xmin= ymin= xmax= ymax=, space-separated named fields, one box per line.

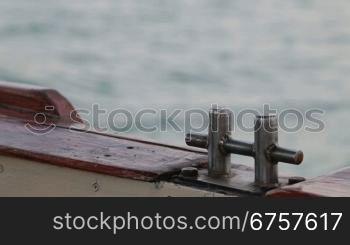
xmin=0 ymin=81 xmax=207 ymax=182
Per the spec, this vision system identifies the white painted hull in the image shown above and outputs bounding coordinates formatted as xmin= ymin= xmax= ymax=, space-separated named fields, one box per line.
xmin=0 ymin=156 xmax=221 ymax=197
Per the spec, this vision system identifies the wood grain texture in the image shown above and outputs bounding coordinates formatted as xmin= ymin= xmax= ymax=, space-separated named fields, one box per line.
xmin=0 ymin=80 xmax=82 ymax=125
xmin=0 ymin=81 xmax=207 ymax=182
xmin=0 ymin=117 xmax=207 ymax=181
xmin=267 ymin=167 xmax=350 ymax=197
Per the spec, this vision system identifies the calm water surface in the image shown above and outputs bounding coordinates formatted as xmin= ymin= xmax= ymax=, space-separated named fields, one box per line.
xmin=1 ymin=0 xmax=350 ymax=177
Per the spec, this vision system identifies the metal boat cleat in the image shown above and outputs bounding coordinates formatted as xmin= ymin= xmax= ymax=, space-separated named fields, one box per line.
xmin=182 ymin=106 xmax=305 ymax=195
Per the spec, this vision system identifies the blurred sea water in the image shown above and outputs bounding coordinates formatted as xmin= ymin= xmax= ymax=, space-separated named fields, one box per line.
xmin=1 ymin=0 xmax=350 ymax=177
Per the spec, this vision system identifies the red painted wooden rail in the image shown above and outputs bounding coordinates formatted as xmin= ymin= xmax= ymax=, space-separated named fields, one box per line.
xmin=267 ymin=167 xmax=350 ymax=197
xmin=0 ymin=80 xmax=81 ymax=125
xmin=0 ymin=81 xmax=207 ymax=181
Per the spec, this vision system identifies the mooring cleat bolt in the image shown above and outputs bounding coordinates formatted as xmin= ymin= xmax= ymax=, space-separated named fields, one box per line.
xmin=180 ymin=167 xmax=199 ymax=178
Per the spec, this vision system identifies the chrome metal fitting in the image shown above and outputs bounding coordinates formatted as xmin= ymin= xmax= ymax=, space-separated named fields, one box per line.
xmin=186 ymin=109 xmax=304 ymax=188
